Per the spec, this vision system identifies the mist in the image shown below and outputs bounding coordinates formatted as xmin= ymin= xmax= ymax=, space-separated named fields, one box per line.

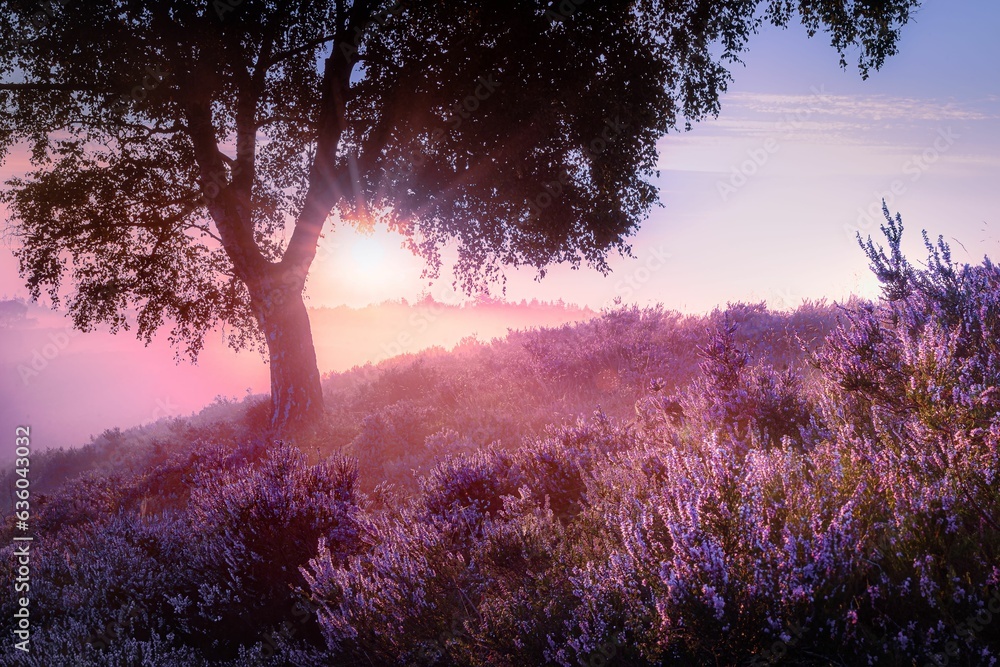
xmin=0 ymin=298 xmax=594 ymax=458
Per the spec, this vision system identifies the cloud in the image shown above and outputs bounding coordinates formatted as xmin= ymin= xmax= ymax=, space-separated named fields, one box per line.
xmin=707 ymin=117 xmax=876 ymax=140
xmin=725 ymin=92 xmax=993 ymax=123
xmin=683 ymin=91 xmax=999 ymax=149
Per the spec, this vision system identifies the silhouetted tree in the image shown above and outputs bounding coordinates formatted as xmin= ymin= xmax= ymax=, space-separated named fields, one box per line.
xmin=0 ymin=0 xmax=919 ymax=432
xmin=0 ymin=298 xmax=28 ymax=327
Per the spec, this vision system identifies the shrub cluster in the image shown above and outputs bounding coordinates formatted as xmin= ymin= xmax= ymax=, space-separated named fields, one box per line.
xmin=3 ymin=209 xmax=997 ymax=665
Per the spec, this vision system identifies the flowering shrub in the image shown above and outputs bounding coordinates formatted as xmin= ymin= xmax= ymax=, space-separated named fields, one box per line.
xmin=300 ymin=209 xmax=999 ymax=666
xmin=185 ymin=443 xmax=360 ymax=641
xmin=1 ymin=441 xmax=360 ymax=664
xmin=11 ymin=207 xmax=1000 ymax=665
xmin=0 ymin=512 xmax=205 ymax=665
xmin=637 ymin=318 xmax=818 ymax=453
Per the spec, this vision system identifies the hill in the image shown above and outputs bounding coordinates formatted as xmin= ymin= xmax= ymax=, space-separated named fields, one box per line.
xmin=1 ymin=225 xmax=999 ymax=665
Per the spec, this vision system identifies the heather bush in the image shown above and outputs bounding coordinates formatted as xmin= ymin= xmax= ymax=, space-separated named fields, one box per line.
xmin=0 ymin=513 xmax=202 ymax=665
xmin=419 ymin=447 xmax=524 ymax=525
xmin=346 ymin=398 xmax=443 ymax=493
xmin=302 ymin=416 xmax=633 ymax=665
xmin=15 ymin=208 xmax=1000 ymax=665
xmin=302 ymin=510 xmax=480 ymax=664
xmin=296 ymin=210 xmax=999 ymax=666
xmin=2 ymin=440 xmax=362 ymax=664
xmin=639 ymin=317 xmax=819 ymax=453
xmin=185 ymin=443 xmax=360 ymax=647
xmin=807 ymin=208 xmax=1000 ymax=664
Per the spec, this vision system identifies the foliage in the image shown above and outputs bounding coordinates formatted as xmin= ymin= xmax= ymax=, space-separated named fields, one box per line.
xmin=0 ymin=1 xmax=921 ymax=431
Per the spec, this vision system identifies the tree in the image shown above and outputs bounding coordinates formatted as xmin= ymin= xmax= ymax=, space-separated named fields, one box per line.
xmin=0 ymin=298 xmax=28 ymax=328
xmin=0 ymin=0 xmax=919 ymax=433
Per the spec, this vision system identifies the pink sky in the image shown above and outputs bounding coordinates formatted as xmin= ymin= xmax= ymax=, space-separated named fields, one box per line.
xmin=0 ymin=300 xmax=595 ymax=451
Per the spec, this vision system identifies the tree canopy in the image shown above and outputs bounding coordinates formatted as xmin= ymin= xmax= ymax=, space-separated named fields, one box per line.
xmin=0 ymin=0 xmax=920 ymax=429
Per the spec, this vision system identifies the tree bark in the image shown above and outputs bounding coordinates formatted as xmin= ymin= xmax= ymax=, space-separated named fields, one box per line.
xmin=252 ymin=279 xmax=325 ymax=434
xmin=179 ymin=18 xmax=365 ymax=436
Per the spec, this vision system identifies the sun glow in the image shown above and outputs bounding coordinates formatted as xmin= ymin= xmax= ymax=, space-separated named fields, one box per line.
xmin=349 ymin=236 xmax=387 ymax=273
xmin=310 ymin=226 xmax=432 ymax=307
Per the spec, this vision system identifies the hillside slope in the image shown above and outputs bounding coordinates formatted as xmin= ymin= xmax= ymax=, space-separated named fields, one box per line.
xmin=3 ymin=228 xmax=999 ymax=665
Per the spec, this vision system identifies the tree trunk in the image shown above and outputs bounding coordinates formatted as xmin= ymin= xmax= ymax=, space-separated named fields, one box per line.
xmin=253 ymin=281 xmax=325 ymax=435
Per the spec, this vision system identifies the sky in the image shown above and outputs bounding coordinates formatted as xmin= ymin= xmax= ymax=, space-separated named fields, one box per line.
xmin=1 ymin=0 xmax=998 ymax=448
xmin=305 ymin=0 xmax=1000 ymax=313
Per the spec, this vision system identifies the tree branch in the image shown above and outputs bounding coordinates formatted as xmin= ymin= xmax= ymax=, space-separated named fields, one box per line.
xmin=181 ymin=91 xmax=267 ymax=282
xmin=280 ymin=2 xmax=377 ymax=277
xmin=255 ymin=114 xmax=314 ymax=130
xmin=44 ymin=118 xmax=188 ymax=138
xmin=260 ymin=34 xmax=337 ymax=71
